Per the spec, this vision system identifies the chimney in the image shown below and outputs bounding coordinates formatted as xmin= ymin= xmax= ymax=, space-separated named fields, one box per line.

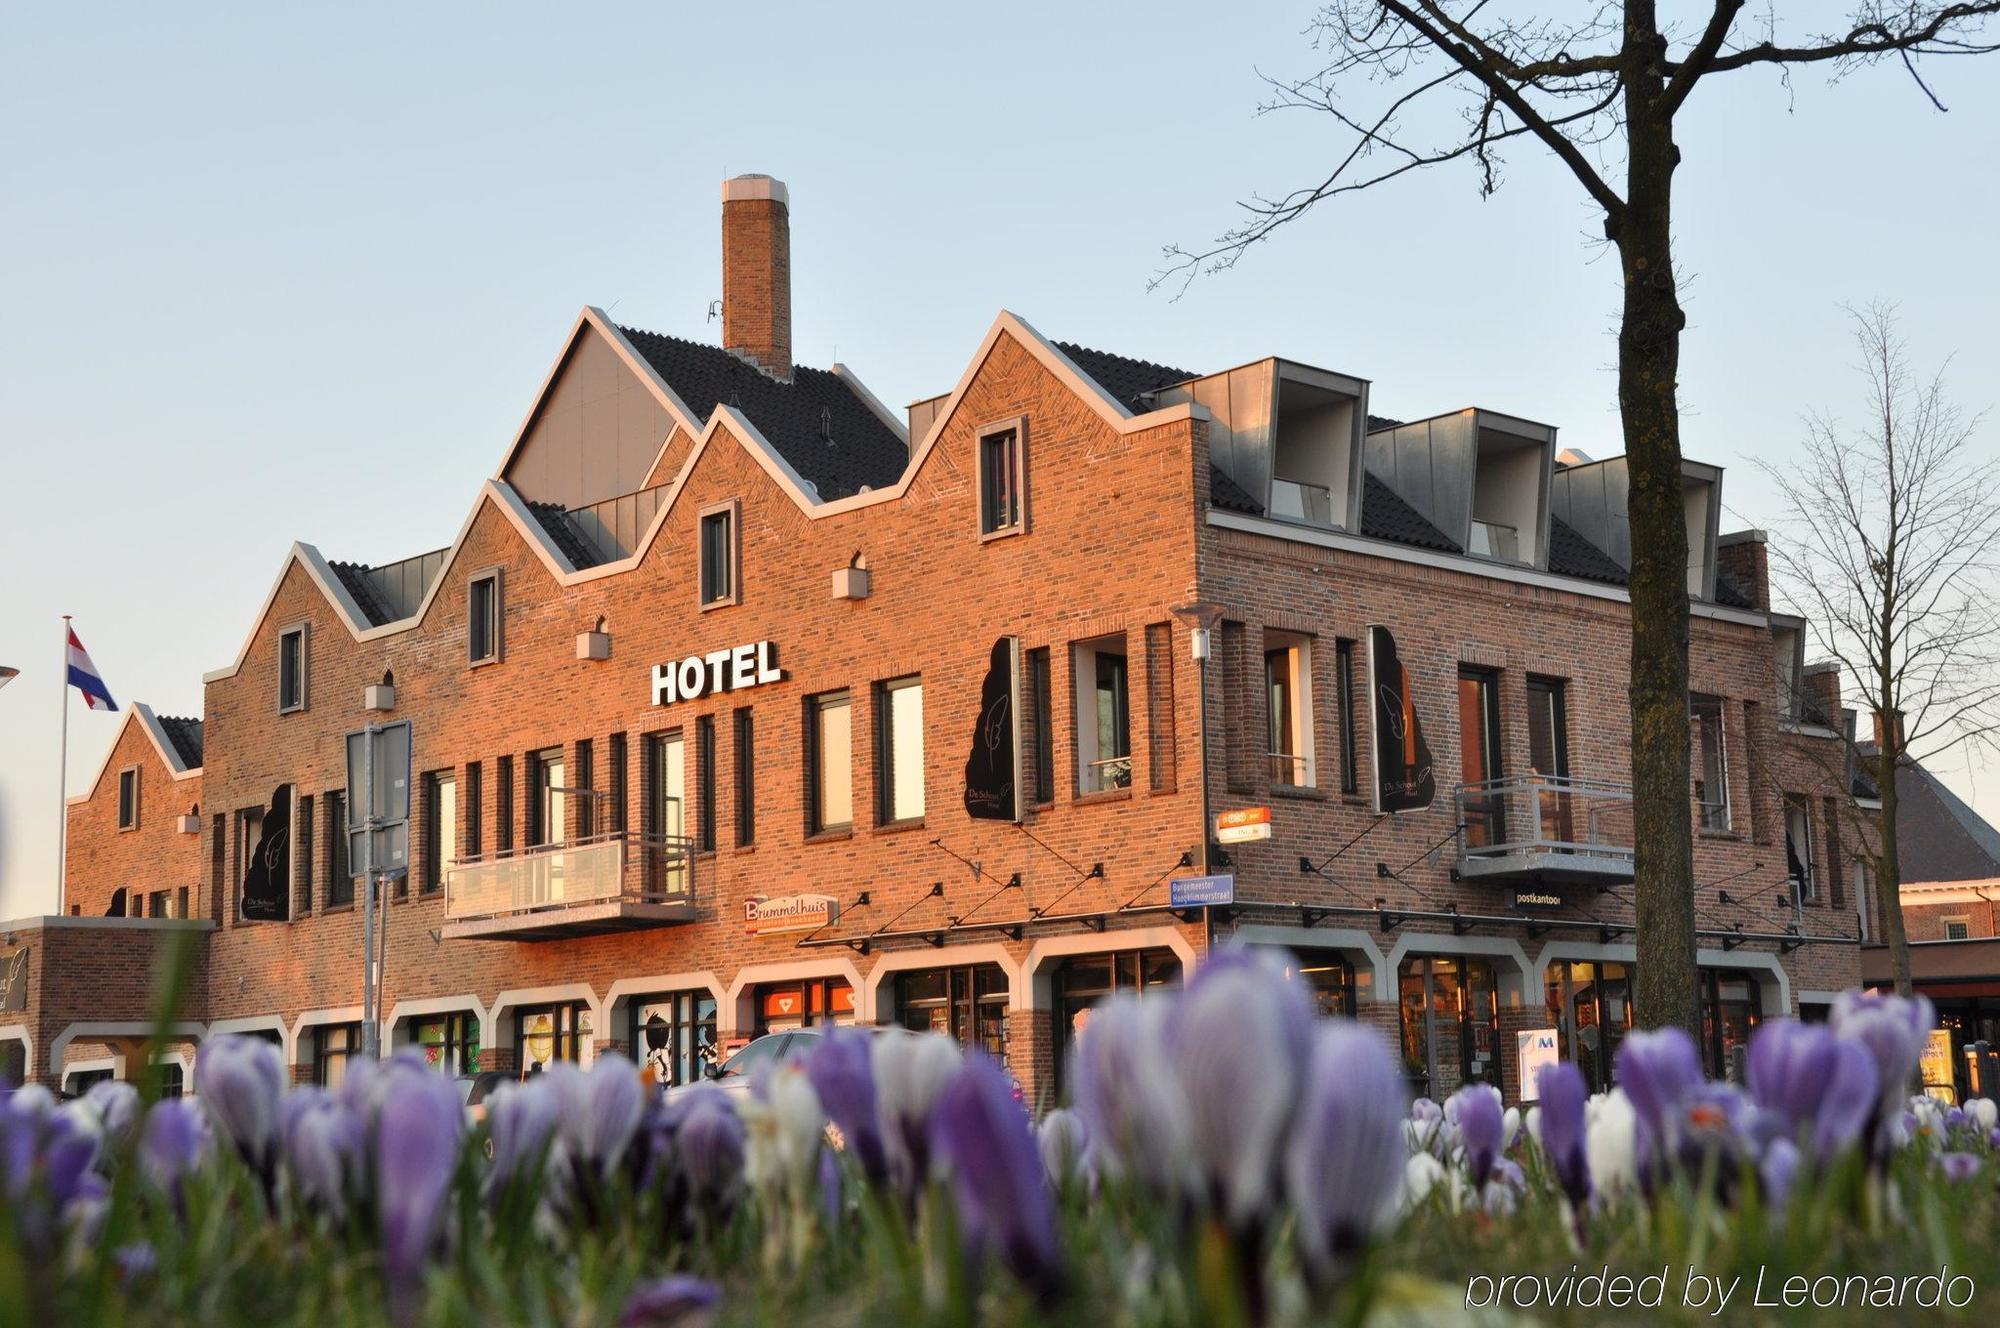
xmin=1715 ymin=530 xmax=1770 ymax=611
xmin=721 ymin=174 xmax=792 ymax=380
xmin=1872 ymin=708 xmax=1906 ymax=752
xmin=1801 ymin=662 xmax=1842 ymax=729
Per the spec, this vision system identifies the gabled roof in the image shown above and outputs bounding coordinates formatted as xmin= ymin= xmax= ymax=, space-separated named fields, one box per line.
xmin=1054 ymin=343 xmax=1197 ymax=411
xmin=527 ymin=502 xmax=604 ymax=572
xmin=156 ymin=715 xmax=203 ymax=769
xmin=328 ymin=560 xmax=397 ymax=628
xmin=617 ymin=326 xmax=909 ymax=502
xmin=66 ymin=702 xmax=202 ymax=806
xmin=1891 ymin=756 xmax=2000 ymax=884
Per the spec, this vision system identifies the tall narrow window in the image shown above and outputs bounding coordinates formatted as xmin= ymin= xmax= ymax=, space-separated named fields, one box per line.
xmin=1025 ymin=647 xmax=1054 ymax=805
xmin=1526 ymin=676 xmax=1571 ymax=844
xmin=1457 ymin=667 xmax=1504 ymax=847
xmin=468 ymin=571 xmax=501 ymax=664
xmin=734 ymin=708 xmax=755 ymax=847
xmin=465 ymin=761 xmax=483 ymax=857
xmin=608 ymin=733 xmax=628 ymax=835
xmin=496 ymin=756 xmax=515 ymax=852
xmin=325 ymin=790 xmax=353 ymax=908
xmin=422 ymin=772 xmax=456 ymax=893
xmin=699 ymin=503 xmax=738 ymax=608
xmin=807 ymin=691 xmax=854 ymax=835
xmin=1784 ymin=795 xmax=1814 ymax=905
xmin=645 ymin=731 xmax=687 ymax=895
xmin=278 ymin=624 xmax=308 ymax=712
xmin=529 ymin=747 xmax=566 ymax=847
xmin=695 ymin=716 xmax=716 ymax=851
xmin=1691 ymin=695 xmax=1731 ymax=831
xmin=1074 ymin=634 xmax=1131 ymax=794
xmin=1821 ymin=795 xmax=1846 ymax=910
xmin=1263 ymin=632 xmax=1313 ymax=787
xmin=1335 ymin=638 xmax=1359 ymax=796
xmin=978 ymin=422 xmax=1025 ymax=537
xmin=575 ymin=739 xmax=595 ymax=838
xmin=117 ymin=767 xmax=140 ymax=830
xmin=1146 ymin=623 xmax=1177 ymax=793
xmin=295 ymin=793 xmax=315 ymax=916
xmin=876 ymin=677 xmax=925 ymax=824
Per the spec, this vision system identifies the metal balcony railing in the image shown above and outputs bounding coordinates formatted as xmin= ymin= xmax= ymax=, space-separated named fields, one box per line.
xmin=1468 ymin=520 xmax=1521 ymax=563
xmin=1084 ymin=755 xmax=1133 ymax=794
xmin=1454 ymin=774 xmax=1635 ymax=877
xmin=1270 ymin=477 xmax=1336 ymax=527
xmin=443 ymin=831 xmax=694 ymax=924
xmin=1268 ymin=752 xmax=1310 ymax=787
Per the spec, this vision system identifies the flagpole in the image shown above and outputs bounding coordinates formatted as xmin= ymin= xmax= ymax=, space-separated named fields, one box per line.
xmin=57 ymin=614 xmax=71 ymax=917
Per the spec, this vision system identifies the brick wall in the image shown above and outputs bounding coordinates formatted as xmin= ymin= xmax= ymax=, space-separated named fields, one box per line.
xmin=62 ymin=717 xmax=203 ymax=920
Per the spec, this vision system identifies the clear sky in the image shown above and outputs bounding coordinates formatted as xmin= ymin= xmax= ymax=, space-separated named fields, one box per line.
xmin=3 ymin=4 xmax=1997 ymax=919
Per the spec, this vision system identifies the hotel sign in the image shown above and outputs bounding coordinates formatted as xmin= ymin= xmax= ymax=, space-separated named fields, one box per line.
xmin=653 ymin=640 xmax=785 ymax=706
xmin=743 ymin=893 xmax=838 ymax=936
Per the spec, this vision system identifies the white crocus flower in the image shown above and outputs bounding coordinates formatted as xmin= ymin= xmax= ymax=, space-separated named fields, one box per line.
xmin=1584 ymin=1089 xmax=1638 ymax=1196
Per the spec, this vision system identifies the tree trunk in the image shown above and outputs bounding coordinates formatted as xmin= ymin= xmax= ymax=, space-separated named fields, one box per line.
xmin=1877 ymin=705 xmax=1913 ymax=995
xmin=1620 ymin=4 xmax=1702 ymax=1038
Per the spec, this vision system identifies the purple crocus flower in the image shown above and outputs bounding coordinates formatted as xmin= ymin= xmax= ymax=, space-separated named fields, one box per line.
xmin=1446 ymin=1084 xmax=1505 ymax=1191
xmin=1285 ymin=1023 xmax=1405 ymax=1284
xmin=669 ymin=1087 xmax=747 ymax=1212
xmin=1614 ymin=1027 xmax=1703 ymax=1180
xmin=1760 ymin=1137 xmax=1801 ymax=1209
xmin=928 ymin=1050 xmax=1062 ymax=1302
xmin=138 ymin=1098 xmax=211 ymax=1201
xmin=558 ymin=1054 xmax=649 ymax=1179
xmin=486 ymin=1076 xmax=562 ymax=1193
xmin=374 ymin=1062 xmax=466 ymax=1296
xmin=618 ymin=1275 xmax=721 ymax=1327
xmin=1938 ymin=1152 xmax=1981 ymax=1183
xmin=806 ymin=1028 xmax=886 ymax=1183
xmin=1536 ymin=1062 xmax=1591 ymax=1207
xmin=1745 ymin=1019 xmax=1877 ymax=1161
xmin=284 ymin=1087 xmax=366 ymax=1222
xmin=1168 ymin=946 xmax=1316 ymax=1229
xmin=1832 ymin=991 xmax=1936 ymax=1152
xmin=871 ymin=1030 xmax=961 ymax=1205
xmin=1069 ymin=994 xmax=1191 ymax=1194
xmin=193 ymin=1034 xmax=287 ymax=1185
xmin=73 ymin=1079 xmax=141 ymax=1146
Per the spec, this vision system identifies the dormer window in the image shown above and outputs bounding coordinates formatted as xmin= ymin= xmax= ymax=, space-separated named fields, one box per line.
xmin=278 ymin=624 xmax=309 ymax=713
xmin=978 ymin=420 xmax=1026 ymax=539
xmin=468 ymin=570 xmax=502 ymax=665
xmin=700 ymin=501 xmax=739 ymax=607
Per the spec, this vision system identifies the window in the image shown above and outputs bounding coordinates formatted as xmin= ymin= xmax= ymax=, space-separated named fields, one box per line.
xmin=1783 ymin=795 xmax=1814 ymax=905
xmin=1074 ymin=634 xmax=1131 ymax=794
xmin=806 ymin=691 xmax=853 ymax=835
xmin=1146 ymin=623 xmax=1177 ymax=793
xmin=148 ymin=889 xmax=168 ymax=919
xmin=1457 ymin=667 xmax=1504 ymax=847
xmin=734 ymin=708 xmax=755 ymax=847
xmin=422 ymin=771 xmax=456 ymax=894
xmin=630 ymin=991 xmax=719 ymax=1090
xmin=210 ymin=812 xmax=225 ymax=921
xmin=645 ymin=731 xmax=687 ymax=895
xmin=278 ymin=624 xmax=308 ymax=713
xmin=1024 ymin=647 xmax=1054 ymax=806
xmin=694 ymin=716 xmax=716 ymax=851
xmin=233 ymin=804 xmax=265 ymax=921
xmin=608 ymin=733 xmax=628 ymax=834
xmin=1945 ymin=917 xmax=1972 ymax=941
xmin=1544 ymin=959 xmax=1634 ymax=1095
xmin=876 ymin=677 xmax=925 ymax=824
xmin=313 ymin=1023 xmax=362 ymax=1088
xmin=1335 ymin=639 xmax=1360 ymax=796
xmin=1271 ymin=947 xmax=1372 ymax=1018
xmin=496 ymin=756 xmax=514 ymax=852
xmin=699 ymin=502 xmax=738 ymax=608
xmin=754 ymin=978 xmax=854 ymax=1034
xmin=529 ymin=747 xmax=566 ymax=847
xmin=977 ymin=421 xmax=1025 ymax=538
xmin=1526 ymin=677 xmax=1572 ymax=844
xmin=1691 ymin=695 xmax=1730 ymax=831
xmin=325 ymin=790 xmax=353 ymax=908
xmin=1699 ymin=969 xmax=1762 ymax=1081
xmin=575 ymin=739 xmax=595 ymax=839
xmin=1855 ymin=860 xmax=1876 ymax=942
xmin=117 ymin=767 xmax=139 ymax=830
xmin=516 ymin=1002 xmax=592 ymax=1074
xmin=413 ymin=1012 xmax=481 ymax=1076
xmin=468 ymin=571 xmax=501 ymax=665
xmin=1050 ymin=949 xmax=1181 ymax=1092
xmin=895 ymin=965 xmax=1008 ymax=1056
xmin=1399 ymin=955 xmax=1500 ymax=1099
xmin=1264 ymin=633 xmax=1313 ymax=787
xmin=295 ymin=794 xmax=314 ymax=916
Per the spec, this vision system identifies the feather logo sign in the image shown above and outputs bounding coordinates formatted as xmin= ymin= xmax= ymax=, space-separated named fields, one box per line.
xmin=239 ymin=785 xmax=293 ymax=922
xmin=1367 ymin=625 xmax=1435 ymax=813
xmin=962 ymin=638 xmax=1019 ymax=821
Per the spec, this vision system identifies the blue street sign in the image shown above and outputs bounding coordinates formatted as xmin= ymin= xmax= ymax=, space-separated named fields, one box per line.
xmin=1170 ymin=874 xmax=1235 ymax=908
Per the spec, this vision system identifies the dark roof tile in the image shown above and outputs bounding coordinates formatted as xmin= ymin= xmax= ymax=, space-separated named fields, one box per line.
xmin=156 ymin=715 xmax=203 ymax=769
xmin=1360 ymin=472 xmax=1459 ymax=553
xmin=1547 ymin=516 xmax=1628 ymax=585
xmin=1052 ymin=343 xmax=1197 ymax=411
xmin=527 ymin=501 xmax=604 ymax=571
xmin=618 ymin=327 xmax=907 ymax=502
xmin=328 ymin=561 xmax=396 ymax=628
xmin=1714 ymin=566 xmax=1754 ymax=609
xmin=1208 ymin=465 xmax=1263 ymax=515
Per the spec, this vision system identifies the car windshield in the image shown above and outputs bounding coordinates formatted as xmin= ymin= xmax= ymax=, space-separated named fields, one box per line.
xmin=716 ymin=1033 xmax=791 ymax=1078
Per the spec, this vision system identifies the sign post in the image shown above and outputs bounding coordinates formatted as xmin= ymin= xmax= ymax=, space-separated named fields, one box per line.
xmin=345 ymin=721 xmax=411 ymax=1060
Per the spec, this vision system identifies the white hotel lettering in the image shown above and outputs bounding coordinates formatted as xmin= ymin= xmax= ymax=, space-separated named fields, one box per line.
xmin=652 ymin=640 xmax=785 ymax=706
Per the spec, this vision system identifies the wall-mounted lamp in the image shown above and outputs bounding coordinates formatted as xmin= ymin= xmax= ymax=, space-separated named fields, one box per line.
xmin=576 ymin=615 xmax=612 ymax=661
xmin=364 ymin=669 xmax=396 ymax=712
xmin=832 ymin=550 xmax=870 ymax=601
xmin=176 ymin=802 xmax=201 ymax=835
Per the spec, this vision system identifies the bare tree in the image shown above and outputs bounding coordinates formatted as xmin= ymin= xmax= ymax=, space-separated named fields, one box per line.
xmin=1161 ymin=2 xmax=2000 ymax=1036
xmin=1761 ymin=304 xmax=2000 ymax=996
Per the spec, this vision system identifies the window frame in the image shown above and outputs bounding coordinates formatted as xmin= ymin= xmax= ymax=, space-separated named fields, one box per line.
xmin=421 ymin=770 xmax=456 ymax=895
xmin=1072 ymin=633 xmax=1132 ymax=796
xmin=698 ymin=499 xmax=741 ymax=610
xmin=117 ymin=765 xmax=140 ymax=831
xmin=324 ymin=789 xmax=354 ymax=909
xmin=277 ymin=622 xmax=309 ymax=714
xmin=1263 ymin=632 xmax=1315 ymax=789
xmin=976 ymin=417 xmax=1028 ymax=541
xmin=1335 ymin=638 xmax=1360 ymax=796
xmin=694 ymin=716 xmax=716 ymax=852
xmin=1783 ymin=793 xmax=1815 ymax=905
xmin=1943 ymin=916 xmax=1972 ymax=941
xmin=1456 ymin=665 xmax=1505 ymax=846
xmin=1025 ymin=646 xmax=1055 ymax=806
xmin=805 ymin=690 xmax=855 ymax=837
xmin=733 ymin=708 xmax=755 ymax=848
xmin=874 ymin=676 xmax=926 ymax=826
xmin=1691 ymin=694 xmax=1732 ymax=832
xmin=467 ymin=569 xmax=503 ymax=666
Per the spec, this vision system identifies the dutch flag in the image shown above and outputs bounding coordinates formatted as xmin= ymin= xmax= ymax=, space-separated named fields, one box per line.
xmin=66 ymin=627 xmax=117 ymax=711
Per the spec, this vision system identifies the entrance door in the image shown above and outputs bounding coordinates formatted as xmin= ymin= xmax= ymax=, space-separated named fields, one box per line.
xmin=1399 ymin=955 xmax=1499 ymax=1099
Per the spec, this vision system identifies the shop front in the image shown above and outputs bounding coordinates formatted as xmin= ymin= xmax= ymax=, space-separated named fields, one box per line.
xmin=629 ymin=989 xmax=719 ymax=1088
xmin=413 ymin=1011 xmax=481 ymax=1077
xmin=891 ymin=964 xmax=1008 ymax=1056
xmin=1049 ymin=947 xmax=1182 ymax=1091
xmin=312 ymin=1022 xmax=364 ymax=1088
xmin=1398 ymin=954 xmax=1501 ymax=1101
xmin=753 ymin=977 xmax=854 ymax=1034
xmin=1541 ymin=959 xmax=1763 ymax=1088
xmin=517 ymin=1001 xmax=593 ymax=1073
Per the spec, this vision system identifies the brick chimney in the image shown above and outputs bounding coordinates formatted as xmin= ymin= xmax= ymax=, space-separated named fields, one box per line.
xmin=1872 ymin=708 xmax=1906 ymax=751
xmin=1801 ymin=662 xmax=1842 ymax=728
xmin=1716 ymin=530 xmax=1770 ymax=611
xmin=721 ymin=174 xmax=791 ymax=380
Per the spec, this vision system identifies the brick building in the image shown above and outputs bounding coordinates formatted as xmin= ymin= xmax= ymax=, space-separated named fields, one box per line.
xmin=5 ymin=175 xmax=1874 ymax=1105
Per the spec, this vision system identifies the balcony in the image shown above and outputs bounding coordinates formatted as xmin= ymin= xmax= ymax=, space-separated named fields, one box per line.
xmin=1270 ymin=476 xmax=1336 ymax=527
xmin=440 ymin=832 xmax=696 ymax=941
xmin=1454 ymin=774 xmax=1634 ymax=890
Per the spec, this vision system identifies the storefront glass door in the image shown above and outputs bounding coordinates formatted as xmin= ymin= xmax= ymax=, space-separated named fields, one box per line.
xmin=1398 ymin=955 xmax=1499 ymax=1100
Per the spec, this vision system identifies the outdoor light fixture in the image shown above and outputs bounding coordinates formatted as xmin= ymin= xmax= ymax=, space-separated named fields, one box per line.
xmin=364 ymin=669 xmax=396 ymax=712
xmin=577 ymin=616 xmax=612 ymax=660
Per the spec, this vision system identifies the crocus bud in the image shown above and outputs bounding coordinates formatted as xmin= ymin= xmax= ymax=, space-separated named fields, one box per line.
xmin=194 ymin=1034 xmax=287 ymax=1184
xmin=69 ymin=1080 xmax=141 ymax=1146
xmin=486 ymin=1077 xmax=563 ymax=1193
xmin=742 ymin=1065 xmax=823 ymax=1197
xmin=1584 ymin=1089 xmax=1638 ymax=1196
xmin=871 ymin=1030 xmax=962 ymax=1204
xmin=1613 ymin=1027 xmax=1702 ymax=1182
xmin=1832 ymin=991 xmax=1936 ymax=1152
xmin=1536 ymin=1062 xmax=1590 ymax=1208
xmin=1286 ymin=1022 xmax=1405 ymax=1283
xmin=1036 ymin=1108 xmax=1090 ymax=1190
xmin=1446 ymin=1084 xmax=1504 ymax=1191
xmin=375 ymin=1064 xmax=466 ymax=1294
xmin=1745 ymin=1019 xmax=1877 ymax=1161
xmin=284 ymin=1087 xmax=366 ymax=1222
xmin=1965 ymin=1098 xmax=1997 ymax=1133
xmin=1937 ymin=1151 xmax=1981 ymax=1184
xmin=618 ymin=1275 xmax=721 ymax=1327
xmin=559 ymin=1054 xmax=648 ymax=1178
xmin=670 ymin=1088 xmax=747 ymax=1212
xmin=805 ymin=1030 xmax=886 ymax=1184
xmin=138 ymin=1098 xmax=211 ymax=1201
xmin=1070 ymin=995 xmax=1192 ymax=1195
xmin=929 ymin=1051 xmax=1062 ymax=1303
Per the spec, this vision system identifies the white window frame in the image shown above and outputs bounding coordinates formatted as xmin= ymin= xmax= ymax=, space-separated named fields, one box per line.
xmin=1263 ymin=631 xmax=1316 ymax=788
xmin=1691 ymin=694 xmax=1730 ymax=832
xmin=277 ymin=622 xmax=309 ymax=714
xmin=468 ymin=568 xmax=503 ymax=666
xmin=876 ymin=675 xmax=925 ymax=825
xmin=1943 ymin=916 xmax=1972 ymax=941
xmin=117 ymin=765 xmax=141 ymax=831
xmin=976 ymin=417 xmax=1028 ymax=541
xmin=698 ymin=499 xmax=741 ymax=609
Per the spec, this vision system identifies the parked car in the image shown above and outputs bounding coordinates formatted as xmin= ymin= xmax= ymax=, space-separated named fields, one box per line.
xmin=666 ymin=1025 xmax=876 ymax=1101
xmin=456 ymin=1069 xmax=515 ymax=1122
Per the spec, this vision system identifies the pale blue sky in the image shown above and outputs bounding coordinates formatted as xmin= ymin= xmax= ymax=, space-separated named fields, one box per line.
xmin=4 ymin=4 xmax=1997 ymax=918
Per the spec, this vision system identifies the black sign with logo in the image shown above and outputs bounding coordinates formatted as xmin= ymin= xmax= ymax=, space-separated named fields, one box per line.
xmin=1 ymin=948 xmax=27 ymax=1013
xmin=241 ymin=785 xmax=293 ymax=922
xmin=963 ymin=638 xmax=1017 ymax=821
xmin=1368 ymin=625 xmax=1436 ymax=814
